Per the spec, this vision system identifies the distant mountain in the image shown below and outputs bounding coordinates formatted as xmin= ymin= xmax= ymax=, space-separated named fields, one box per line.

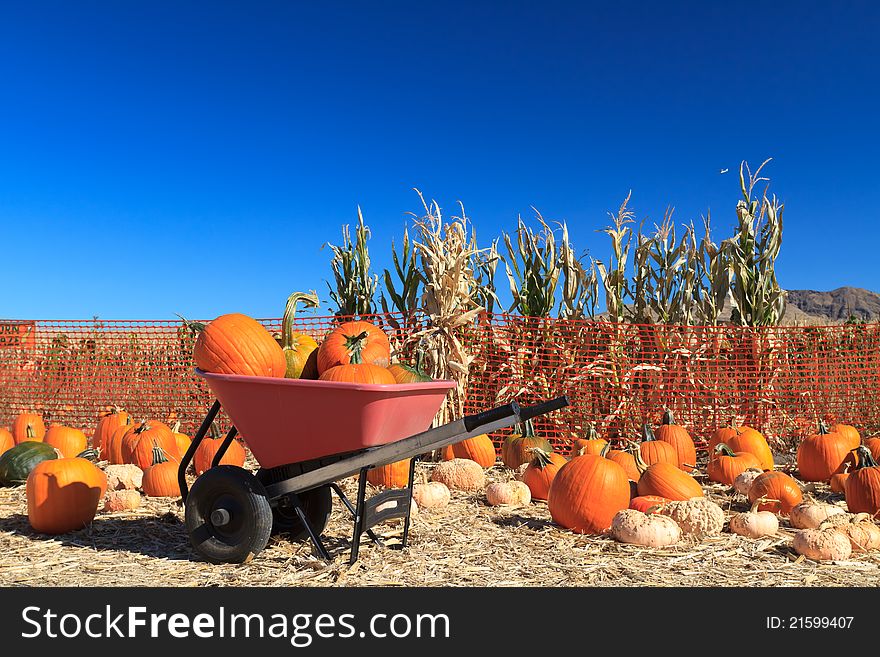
xmin=784 ymin=287 xmax=880 ymax=323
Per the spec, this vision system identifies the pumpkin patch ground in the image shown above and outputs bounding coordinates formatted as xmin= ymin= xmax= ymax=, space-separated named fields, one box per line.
xmin=0 ymin=452 xmax=877 ymax=587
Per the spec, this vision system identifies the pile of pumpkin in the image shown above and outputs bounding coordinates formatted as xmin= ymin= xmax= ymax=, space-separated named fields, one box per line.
xmin=0 ymin=408 xmax=246 ymax=535
xmin=371 ymin=412 xmax=880 ymax=563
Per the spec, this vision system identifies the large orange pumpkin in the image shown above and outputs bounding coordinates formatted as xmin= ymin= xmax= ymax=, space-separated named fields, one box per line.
xmin=797 ymin=421 xmax=852 ymax=482
xmin=92 ymin=406 xmax=131 ymax=454
xmin=521 ymin=448 xmax=567 ymax=501
xmin=844 ymin=446 xmax=880 ymax=516
xmin=748 ymin=471 xmax=803 ymax=514
xmin=450 ymin=434 xmax=496 ymax=468
xmin=316 ymin=321 xmax=391 ymax=375
xmin=193 ymin=313 xmax=287 ymax=377
xmin=547 ymin=454 xmax=630 ymax=534
xmin=121 ymin=421 xmax=179 ymax=470
xmin=501 ymin=420 xmax=553 ymax=470
xmin=655 ymin=409 xmax=696 ymax=472
xmin=634 ymin=447 xmax=704 ymax=501
xmin=26 ymin=456 xmax=107 ymax=534
xmin=12 ymin=413 xmax=45 ymax=444
xmin=831 ymin=423 xmax=861 ymax=452
xmin=44 ymin=425 xmax=89 ymax=459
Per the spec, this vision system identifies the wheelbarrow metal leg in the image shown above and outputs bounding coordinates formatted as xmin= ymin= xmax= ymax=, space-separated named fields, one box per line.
xmin=400 ymin=456 xmax=417 ymax=549
xmin=211 ymin=425 xmax=239 ymax=468
xmin=287 ymin=491 xmax=331 ymax=561
xmin=330 ymin=483 xmax=384 ymax=548
xmin=179 ymin=400 xmax=222 ymax=503
xmin=349 ymin=466 xmax=370 ymax=564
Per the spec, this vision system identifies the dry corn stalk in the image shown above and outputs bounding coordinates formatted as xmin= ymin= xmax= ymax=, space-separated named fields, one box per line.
xmin=404 ymin=190 xmax=487 ymax=426
xmin=594 ymin=192 xmax=635 ymax=324
xmin=694 ymin=212 xmax=729 ymax=325
xmin=325 ymin=206 xmax=379 ymax=318
xmin=558 ymin=221 xmax=599 ymax=320
xmin=502 ymin=210 xmax=561 ymax=317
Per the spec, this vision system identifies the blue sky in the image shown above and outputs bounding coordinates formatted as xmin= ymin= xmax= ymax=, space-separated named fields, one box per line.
xmin=1 ymin=1 xmax=878 ymax=319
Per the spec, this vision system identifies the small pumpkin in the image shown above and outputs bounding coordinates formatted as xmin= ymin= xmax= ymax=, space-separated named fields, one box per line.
xmin=796 ymin=420 xmax=853 ymax=482
xmin=280 ymin=291 xmax=320 ymax=379
xmin=103 ymin=489 xmax=142 ymax=512
xmin=726 ymin=425 xmax=775 ymax=471
xmin=318 ymin=362 xmax=397 ymax=384
xmin=104 ymin=464 xmax=144 ymax=491
xmin=192 ymin=422 xmax=247 ymax=476
xmin=830 ymin=462 xmax=851 ymax=494
xmin=0 ymin=428 xmax=14 ymax=457
xmin=387 ymin=352 xmax=433 ymax=384
xmin=12 ymin=413 xmax=46 ymax=445
xmin=450 ymin=434 xmax=497 ymax=468
xmin=170 ymin=420 xmax=192 ymax=458
xmin=485 ymin=480 xmax=531 ymax=507
xmin=844 ymin=445 xmax=880 ymax=516
xmin=601 ymin=441 xmax=641 ymax=482
xmin=142 ymin=447 xmax=183 ymax=497
xmin=121 ymin=421 xmax=179 ymax=470
xmin=26 ymin=456 xmax=107 ymax=534
xmin=0 ymin=441 xmax=59 ymax=486
xmin=789 ymin=499 xmax=846 ymax=529
xmin=192 ymin=312 xmax=287 ymax=377
xmin=521 ymin=447 xmax=567 ymax=501
xmin=44 ymin=425 xmax=89 ymax=459
xmin=637 ymin=424 xmax=679 ymax=467
xmin=654 ymin=409 xmax=697 ymax=472
xmin=412 ymin=477 xmax=450 ymax=509
xmin=748 ymin=471 xmax=803 ymax=515
xmin=729 ymin=499 xmax=780 ymax=538
xmin=832 ymin=514 xmax=880 ymax=552
xmin=629 ymin=495 xmax=670 ymax=514
xmin=568 ymin=424 xmax=607 ymax=458
xmin=430 ymin=458 xmax=485 ymax=491
xmin=864 ymin=437 xmax=880 ymax=462
xmin=366 ymin=458 xmax=412 ymax=488
xmin=106 ymin=423 xmax=133 ymax=465
xmin=733 ymin=467 xmax=764 ymax=497
xmin=707 ymin=443 xmax=761 ymax=486
xmin=547 ymin=454 xmax=631 ymax=535
xmin=792 ymin=527 xmax=852 ymax=561
xmin=501 ymin=420 xmax=553 ymax=470
xmin=316 ymin=320 xmax=391 ymax=375
xmin=610 ymin=508 xmax=681 ymax=547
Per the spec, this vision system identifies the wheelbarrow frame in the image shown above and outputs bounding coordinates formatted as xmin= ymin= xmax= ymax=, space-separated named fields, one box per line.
xmin=178 ymin=394 xmax=570 ymax=565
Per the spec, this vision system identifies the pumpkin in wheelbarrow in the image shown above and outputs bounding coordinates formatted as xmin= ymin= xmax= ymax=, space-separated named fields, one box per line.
xmin=316 ymin=320 xmax=391 ymax=375
xmin=193 ymin=313 xmax=286 ymax=378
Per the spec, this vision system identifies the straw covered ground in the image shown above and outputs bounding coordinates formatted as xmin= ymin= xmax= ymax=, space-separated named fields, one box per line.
xmin=0 ymin=457 xmax=878 ymax=588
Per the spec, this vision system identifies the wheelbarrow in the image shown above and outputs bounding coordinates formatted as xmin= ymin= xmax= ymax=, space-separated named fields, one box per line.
xmin=178 ymin=368 xmax=569 ymax=565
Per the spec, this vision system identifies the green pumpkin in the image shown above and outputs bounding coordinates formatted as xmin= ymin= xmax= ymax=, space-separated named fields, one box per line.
xmin=0 ymin=441 xmax=59 ymax=486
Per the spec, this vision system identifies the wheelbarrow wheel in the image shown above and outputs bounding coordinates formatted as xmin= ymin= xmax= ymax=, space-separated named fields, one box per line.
xmin=185 ymin=465 xmax=273 ymax=564
xmin=269 ymin=485 xmax=333 ymax=540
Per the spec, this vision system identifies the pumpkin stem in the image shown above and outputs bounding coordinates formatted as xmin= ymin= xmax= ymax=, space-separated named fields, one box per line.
xmin=209 ymin=421 xmax=221 ymax=440
xmin=344 ymin=331 xmax=370 ymax=365
xmin=585 ymin=423 xmax=600 ymax=441
xmin=641 ymin=423 xmax=658 ymax=442
xmin=171 ymin=420 xmax=181 ymax=434
xmin=151 ymin=445 xmax=169 ymax=466
xmin=661 ymin=408 xmax=675 ymax=426
xmin=750 ymin=497 xmax=780 ymax=513
xmin=26 ymin=425 xmax=35 ymax=440
xmin=527 ymin=447 xmax=554 ymax=469
xmin=76 ymin=448 xmax=100 ymax=462
xmin=632 ymin=446 xmax=650 ymax=475
xmin=599 ymin=442 xmax=611 ymax=458
xmin=818 ymin=419 xmax=830 ymax=435
xmin=282 ymin=291 xmax=320 ymax=348
xmin=714 ymin=443 xmax=737 ymax=459
xmin=852 ymin=445 xmax=879 ymax=470
xmin=176 ymin=314 xmax=207 ymax=335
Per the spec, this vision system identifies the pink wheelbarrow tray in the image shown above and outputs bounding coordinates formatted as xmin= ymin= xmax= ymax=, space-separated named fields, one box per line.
xmin=179 ymin=368 xmax=569 ymax=565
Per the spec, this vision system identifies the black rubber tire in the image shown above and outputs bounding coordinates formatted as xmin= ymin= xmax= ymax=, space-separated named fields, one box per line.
xmin=185 ymin=466 xmax=273 ymax=564
xmin=268 ymin=485 xmax=333 ymax=540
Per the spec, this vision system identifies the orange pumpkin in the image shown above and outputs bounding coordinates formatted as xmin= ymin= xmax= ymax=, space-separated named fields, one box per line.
xmin=193 ymin=424 xmax=247 ymax=476
xmin=44 ymin=425 xmax=89 ymax=459
xmin=387 ymin=357 xmax=433 ymax=384
xmin=797 ymin=421 xmax=852 ymax=482
xmin=637 ymin=424 xmax=679 ymax=467
xmin=318 ymin=363 xmax=396 ymax=384
xmin=727 ymin=426 xmax=775 ymax=471
xmin=0 ymin=428 xmax=14 ymax=457
xmin=501 ymin=420 xmax=553 ymax=470
xmin=170 ymin=420 xmax=192 ymax=458
xmin=366 ymin=458 xmax=412 ymax=488
xmin=655 ymin=409 xmax=696 ymax=472
xmin=707 ymin=444 xmax=762 ymax=486
xmin=193 ymin=313 xmax=286 ymax=377
xmin=862 ymin=437 xmax=880 ymax=462
xmin=748 ymin=471 xmax=803 ymax=514
xmin=316 ymin=321 xmax=391 ymax=375
xmin=547 ymin=454 xmax=630 ymax=534
xmin=26 ymin=456 xmax=107 ymax=534
xmin=569 ymin=424 xmax=608 ymax=458
xmin=831 ymin=423 xmax=861 ymax=452
xmin=12 ymin=413 xmax=45 ymax=444
xmin=636 ymin=461 xmax=704 ymax=501
xmin=121 ymin=421 xmax=179 ymax=470
xmin=602 ymin=441 xmax=641 ymax=481
xmin=450 ymin=434 xmax=496 ymax=468
xmin=629 ymin=495 xmax=670 ymax=513
xmin=521 ymin=448 xmax=567 ymax=501
xmin=106 ymin=423 xmax=132 ymax=465
xmin=142 ymin=447 xmax=183 ymax=497
xmin=92 ymin=406 xmax=131 ymax=454
xmin=844 ymin=446 xmax=880 ymax=516
xmin=830 ymin=463 xmax=851 ymax=494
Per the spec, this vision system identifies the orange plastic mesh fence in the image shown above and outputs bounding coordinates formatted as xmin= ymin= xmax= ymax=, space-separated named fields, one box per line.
xmin=1 ymin=315 xmax=879 ymax=454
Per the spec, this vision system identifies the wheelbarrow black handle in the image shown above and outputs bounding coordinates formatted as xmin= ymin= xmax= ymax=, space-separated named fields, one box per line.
xmin=518 ymin=395 xmax=570 ymax=423
xmin=463 ymin=401 xmax=522 ymax=433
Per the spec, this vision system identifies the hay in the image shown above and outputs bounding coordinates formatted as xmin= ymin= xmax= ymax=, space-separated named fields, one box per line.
xmin=0 ymin=461 xmax=877 ymax=587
